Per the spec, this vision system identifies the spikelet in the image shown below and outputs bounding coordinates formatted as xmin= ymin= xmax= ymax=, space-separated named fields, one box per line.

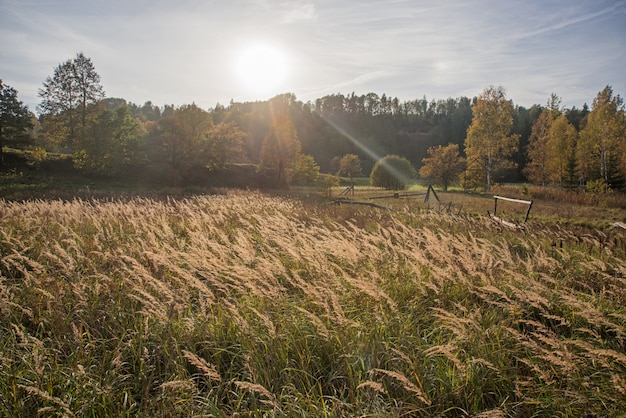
xmin=159 ymin=380 xmax=196 ymax=392
xmin=431 ymin=307 xmax=479 ymax=340
xmin=248 ymin=306 xmax=277 ymax=337
xmin=386 ymin=344 xmax=412 ymax=366
xmin=371 ymin=368 xmax=431 ymax=405
xmin=294 ymin=306 xmax=329 ymax=338
xmin=18 ymin=384 xmax=74 ymax=417
xmin=613 ymin=373 xmax=626 ymax=395
xmin=356 ymin=380 xmax=387 ymax=395
xmin=514 ymin=356 xmax=553 ymax=383
xmin=475 ymin=408 xmax=505 ymax=418
xmin=182 ymin=350 xmax=221 ymax=382
xmin=470 ymin=357 xmax=499 ymax=372
xmin=423 ymin=344 xmax=467 ymax=374
xmin=234 ymin=381 xmax=277 ymax=408
xmin=589 ymin=348 xmax=626 ymax=367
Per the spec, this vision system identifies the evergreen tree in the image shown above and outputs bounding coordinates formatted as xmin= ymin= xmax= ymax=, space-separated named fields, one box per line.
xmin=0 ymin=80 xmax=33 ymax=164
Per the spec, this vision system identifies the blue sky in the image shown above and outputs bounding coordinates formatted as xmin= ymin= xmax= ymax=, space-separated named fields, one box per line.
xmin=1 ymin=0 xmax=625 ymax=113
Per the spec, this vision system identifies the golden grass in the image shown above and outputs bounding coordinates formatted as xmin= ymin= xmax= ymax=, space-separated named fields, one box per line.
xmin=1 ymin=190 xmax=625 ymax=416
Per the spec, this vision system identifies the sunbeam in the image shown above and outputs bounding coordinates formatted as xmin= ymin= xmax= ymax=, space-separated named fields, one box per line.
xmin=317 ymin=113 xmax=413 ymax=184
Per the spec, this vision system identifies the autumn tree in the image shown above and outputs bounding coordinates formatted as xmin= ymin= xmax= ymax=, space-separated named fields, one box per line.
xmin=419 ymin=143 xmax=465 ymax=191
xmin=38 ymin=52 xmax=104 ymax=148
xmin=524 ymin=110 xmax=553 ymax=186
xmin=547 ymin=114 xmax=578 ymax=188
xmin=291 ymin=154 xmax=320 ymax=186
xmin=337 ymin=153 xmax=363 ymax=183
xmin=0 ymin=80 xmax=33 ymax=164
xmin=578 ymin=86 xmax=626 ymax=191
xmin=157 ymin=103 xmax=213 ymax=170
xmin=524 ymin=94 xmax=561 ymax=186
xmin=464 ymin=86 xmax=519 ymax=190
xmin=204 ymin=121 xmax=247 ymax=171
xmin=258 ymin=114 xmax=302 ymax=186
xmin=73 ymin=103 xmax=145 ymax=175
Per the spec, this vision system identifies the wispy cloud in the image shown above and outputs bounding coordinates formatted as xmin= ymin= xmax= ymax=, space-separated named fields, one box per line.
xmin=1 ymin=0 xmax=624 ymax=110
xmin=515 ymin=1 xmax=626 ymax=40
xmin=280 ymin=1 xmax=317 ymax=24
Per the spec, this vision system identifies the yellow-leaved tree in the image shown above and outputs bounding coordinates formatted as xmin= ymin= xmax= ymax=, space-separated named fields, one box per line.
xmin=464 ymin=86 xmax=519 ymax=191
xmin=547 ymin=114 xmax=578 ymax=188
xmin=419 ymin=143 xmax=465 ymax=191
xmin=524 ymin=93 xmax=563 ymax=186
xmin=578 ymin=85 xmax=626 ymax=191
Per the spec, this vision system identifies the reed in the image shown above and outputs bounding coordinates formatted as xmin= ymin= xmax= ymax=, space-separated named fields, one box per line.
xmin=1 ymin=190 xmax=625 ymax=416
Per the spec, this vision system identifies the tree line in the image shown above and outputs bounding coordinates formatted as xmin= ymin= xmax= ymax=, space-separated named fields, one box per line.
xmin=1 ymin=52 xmax=624 ymax=192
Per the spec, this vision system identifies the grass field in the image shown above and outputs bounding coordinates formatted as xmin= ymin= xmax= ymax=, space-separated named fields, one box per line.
xmin=1 ymin=189 xmax=626 ymax=416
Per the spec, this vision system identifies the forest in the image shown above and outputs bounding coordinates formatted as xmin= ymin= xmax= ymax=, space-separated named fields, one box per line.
xmin=1 ymin=52 xmax=624 ymax=193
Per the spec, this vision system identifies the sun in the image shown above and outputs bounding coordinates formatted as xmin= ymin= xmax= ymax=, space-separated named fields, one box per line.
xmin=236 ymin=42 xmax=288 ymax=96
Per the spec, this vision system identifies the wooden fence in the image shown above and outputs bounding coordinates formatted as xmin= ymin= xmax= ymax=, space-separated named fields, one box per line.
xmin=489 ymin=195 xmax=533 ymax=229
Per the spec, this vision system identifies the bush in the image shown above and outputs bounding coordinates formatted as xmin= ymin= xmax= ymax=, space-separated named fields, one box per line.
xmin=318 ymin=173 xmax=339 ymax=196
xmin=290 ymin=154 xmax=320 ymax=186
xmin=585 ymin=179 xmax=609 ymax=194
xmin=370 ymin=154 xmax=416 ymax=190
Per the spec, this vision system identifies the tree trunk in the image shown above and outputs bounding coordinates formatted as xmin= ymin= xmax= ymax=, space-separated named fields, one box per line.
xmin=486 ymin=155 xmax=492 ymax=191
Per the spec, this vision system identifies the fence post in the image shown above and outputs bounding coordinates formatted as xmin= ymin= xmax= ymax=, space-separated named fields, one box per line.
xmin=524 ymin=201 xmax=533 ymax=222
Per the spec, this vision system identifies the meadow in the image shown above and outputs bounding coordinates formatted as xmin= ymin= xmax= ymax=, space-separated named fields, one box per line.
xmin=1 ymin=189 xmax=626 ymax=417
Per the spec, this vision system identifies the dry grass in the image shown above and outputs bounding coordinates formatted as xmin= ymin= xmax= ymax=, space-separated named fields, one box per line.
xmin=1 ymin=190 xmax=625 ymax=416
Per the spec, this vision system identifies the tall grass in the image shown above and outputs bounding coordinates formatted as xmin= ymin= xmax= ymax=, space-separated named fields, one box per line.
xmin=1 ymin=191 xmax=625 ymax=416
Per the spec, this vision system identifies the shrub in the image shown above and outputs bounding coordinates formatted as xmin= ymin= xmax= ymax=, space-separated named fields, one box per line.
xmin=290 ymin=154 xmax=320 ymax=186
xmin=318 ymin=173 xmax=339 ymax=196
xmin=585 ymin=179 xmax=609 ymax=194
xmin=370 ymin=154 xmax=416 ymax=190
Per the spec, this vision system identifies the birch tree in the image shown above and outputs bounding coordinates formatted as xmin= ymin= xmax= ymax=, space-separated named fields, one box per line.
xmin=578 ymin=86 xmax=626 ymax=191
xmin=464 ymin=86 xmax=519 ymax=190
xmin=547 ymin=114 xmax=577 ymax=188
xmin=524 ymin=94 xmax=562 ymax=186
